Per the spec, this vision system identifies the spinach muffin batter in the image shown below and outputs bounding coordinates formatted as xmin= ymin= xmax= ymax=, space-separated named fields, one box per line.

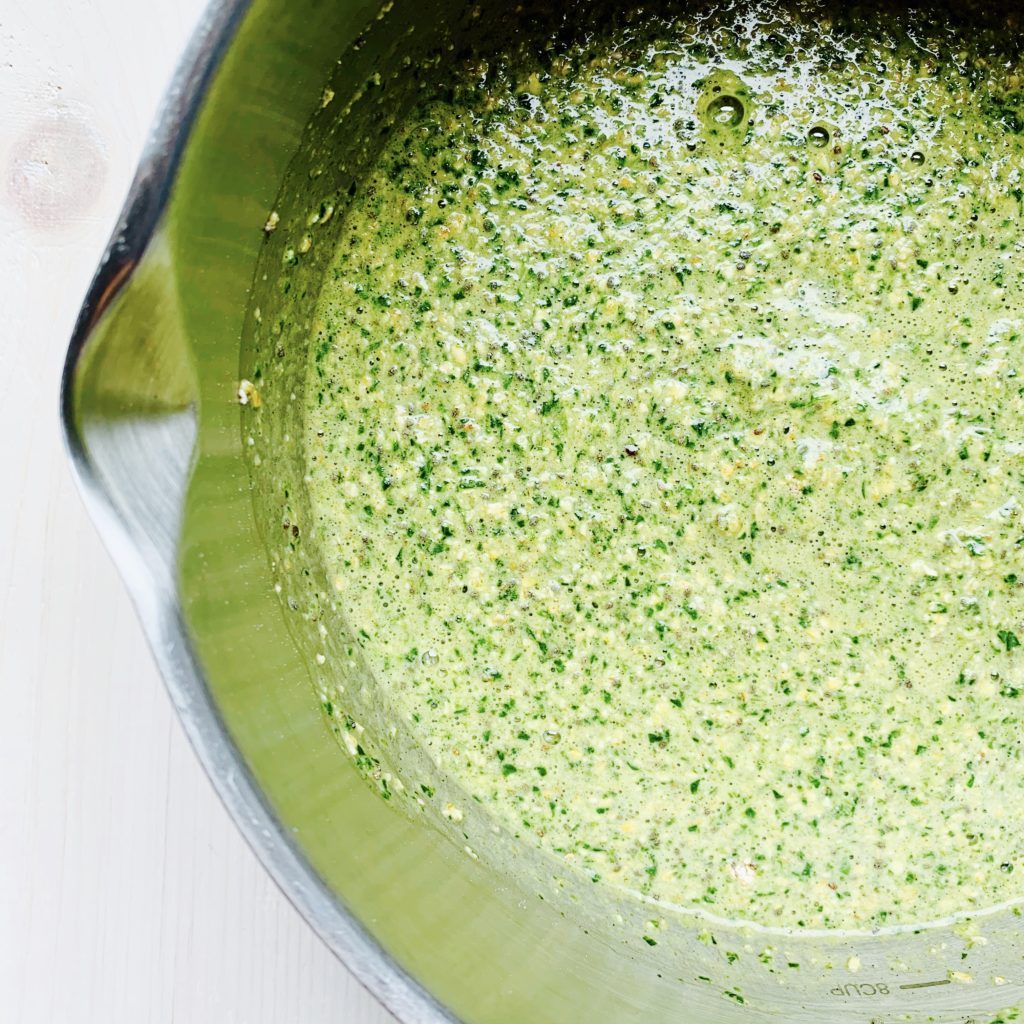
xmin=303 ymin=1 xmax=1024 ymax=930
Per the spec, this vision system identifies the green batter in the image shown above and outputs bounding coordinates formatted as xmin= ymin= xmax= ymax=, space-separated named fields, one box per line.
xmin=303 ymin=1 xmax=1024 ymax=930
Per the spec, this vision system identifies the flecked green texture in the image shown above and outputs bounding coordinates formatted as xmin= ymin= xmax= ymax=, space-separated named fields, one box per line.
xmin=304 ymin=1 xmax=1024 ymax=929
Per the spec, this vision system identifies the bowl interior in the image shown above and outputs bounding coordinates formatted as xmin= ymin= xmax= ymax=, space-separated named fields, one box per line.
xmin=66 ymin=1 xmax=1024 ymax=1021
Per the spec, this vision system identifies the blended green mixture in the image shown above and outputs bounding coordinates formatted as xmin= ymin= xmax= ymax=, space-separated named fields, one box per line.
xmin=304 ymin=1 xmax=1024 ymax=930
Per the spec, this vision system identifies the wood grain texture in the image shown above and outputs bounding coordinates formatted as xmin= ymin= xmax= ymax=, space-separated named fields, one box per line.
xmin=0 ymin=3 xmax=400 ymax=1021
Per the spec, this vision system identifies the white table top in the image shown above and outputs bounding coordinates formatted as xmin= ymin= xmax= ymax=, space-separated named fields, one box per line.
xmin=0 ymin=2 xmax=399 ymax=1020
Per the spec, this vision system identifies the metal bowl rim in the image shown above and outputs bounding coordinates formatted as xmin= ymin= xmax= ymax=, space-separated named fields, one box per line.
xmin=58 ymin=3 xmax=457 ymax=1021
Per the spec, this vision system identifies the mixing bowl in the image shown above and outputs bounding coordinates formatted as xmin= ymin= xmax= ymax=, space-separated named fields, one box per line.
xmin=61 ymin=0 xmax=1024 ymax=1020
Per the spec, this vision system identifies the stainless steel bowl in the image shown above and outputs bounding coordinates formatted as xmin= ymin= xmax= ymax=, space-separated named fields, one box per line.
xmin=61 ymin=2 xmax=1024 ymax=1021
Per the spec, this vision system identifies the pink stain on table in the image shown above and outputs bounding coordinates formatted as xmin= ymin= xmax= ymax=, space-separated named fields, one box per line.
xmin=7 ymin=108 xmax=108 ymax=230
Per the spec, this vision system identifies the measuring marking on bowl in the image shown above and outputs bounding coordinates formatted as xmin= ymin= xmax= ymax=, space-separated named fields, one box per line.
xmin=826 ymin=980 xmax=955 ymax=998
xmin=899 ymin=979 xmax=953 ymax=991
xmin=829 ymin=982 xmax=893 ymax=998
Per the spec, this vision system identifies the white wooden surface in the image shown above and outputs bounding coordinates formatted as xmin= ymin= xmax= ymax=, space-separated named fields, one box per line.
xmin=0 ymin=3 xmax=399 ymax=1021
